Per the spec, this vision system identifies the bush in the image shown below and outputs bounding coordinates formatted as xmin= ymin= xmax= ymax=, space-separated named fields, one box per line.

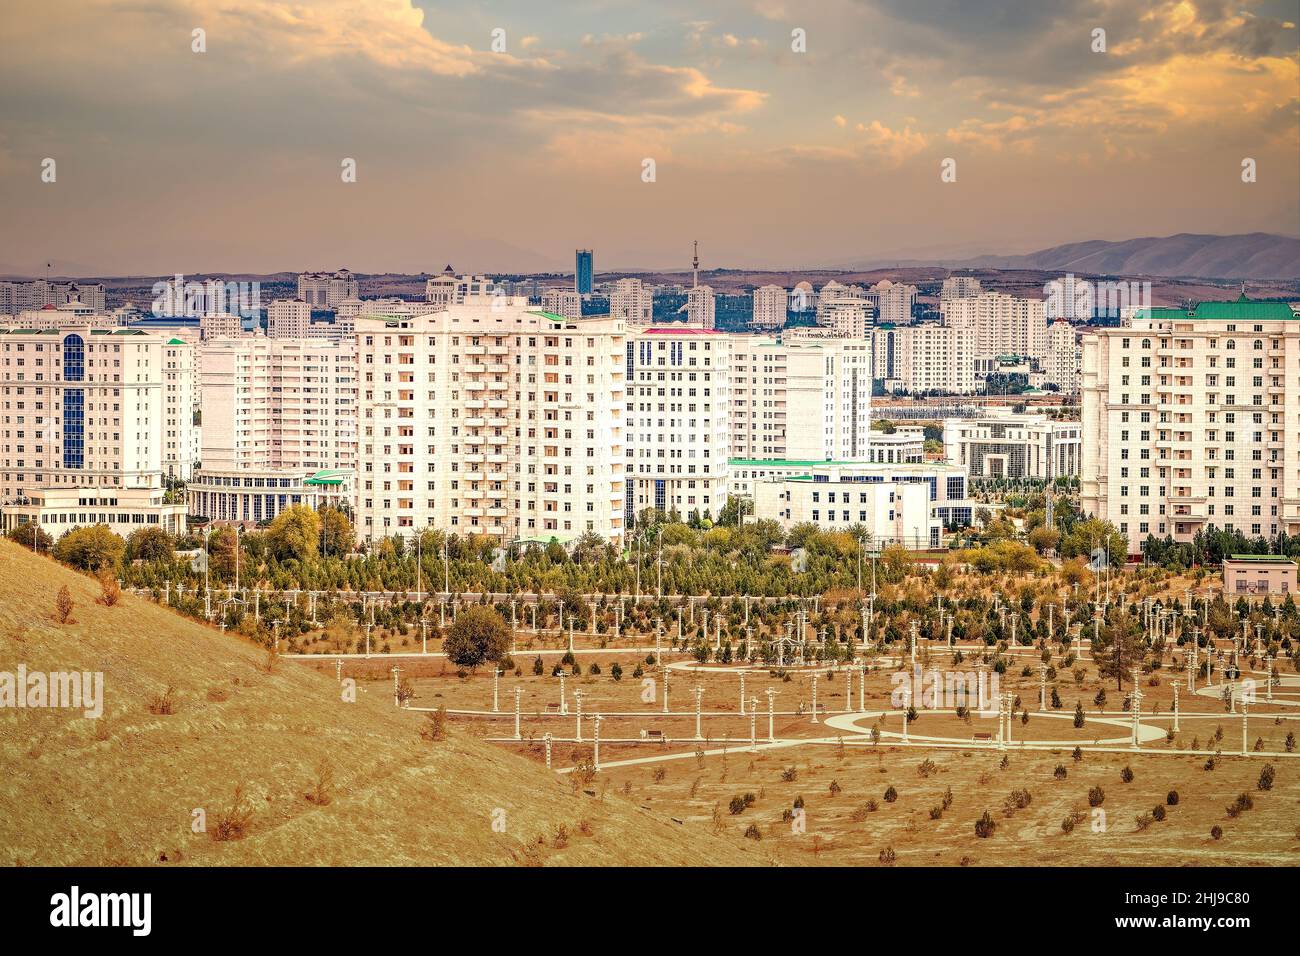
xmin=878 ymin=846 xmax=896 ymax=865
xmin=1258 ymin=764 xmax=1275 ymax=791
xmin=211 ymin=784 xmax=255 ymax=842
xmin=743 ymin=824 xmax=762 ymax=840
xmin=1120 ymin=765 xmax=1134 ymax=783
xmin=1210 ymin=825 xmax=1223 ymax=840
xmin=53 ymin=585 xmax=74 ymax=624
xmin=1152 ymin=804 xmax=1166 ymax=821
xmin=1087 ymin=786 xmax=1105 ymax=807
xmin=420 ymin=706 xmax=448 ymax=742
xmin=146 ymin=685 xmax=176 ymax=716
xmin=974 ymin=811 xmax=997 ymax=838
xmin=780 ymin=766 xmax=797 ymax=782
xmin=1225 ymin=792 xmax=1253 ymax=818
xmin=97 ymin=572 xmax=121 ymax=607
xmin=1166 ymin=790 xmax=1179 ymax=806
xmin=728 ymin=796 xmax=746 ymax=815
xmin=1053 ymin=764 xmax=1068 ymax=780
xmin=1134 ymin=812 xmax=1153 ymax=831
xmin=883 ymin=786 xmax=898 ymax=803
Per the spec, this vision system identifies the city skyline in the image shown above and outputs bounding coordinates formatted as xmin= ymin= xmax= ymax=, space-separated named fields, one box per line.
xmin=1 ymin=0 xmax=1297 ymax=276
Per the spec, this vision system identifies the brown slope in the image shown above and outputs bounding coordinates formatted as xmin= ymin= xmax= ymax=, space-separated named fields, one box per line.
xmin=0 ymin=542 xmax=763 ymax=866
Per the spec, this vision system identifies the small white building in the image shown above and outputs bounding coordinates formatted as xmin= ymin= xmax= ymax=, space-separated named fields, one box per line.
xmin=944 ymin=410 xmax=1081 ymax=480
xmin=736 ymin=459 xmax=976 ymax=547
xmin=1 ymin=486 xmax=186 ymax=541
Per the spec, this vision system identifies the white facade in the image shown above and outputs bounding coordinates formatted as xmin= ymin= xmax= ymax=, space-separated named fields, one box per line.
xmin=752 ymin=285 xmax=787 ymax=330
xmin=866 ymin=427 xmax=925 ymax=464
xmin=297 ymin=270 xmax=358 ymax=308
xmin=0 ymin=327 xmax=184 ymax=537
xmin=355 ymin=297 xmax=627 ymax=546
xmin=744 ymin=460 xmax=974 ymax=547
xmin=0 ymin=280 xmax=106 ymax=316
xmin=874 ymin=323 xmax=975 ymax=395
xmin=610 ymin=278 xmax=654 ymax=325
xmin=200 ymin=312 xmax=245 ymax=340
xmin=267 ymin=299 xmax=311 ymax=338
xmin=1081 ymin=299 xmax=1300 ymax=553
xmin=198 ymin=337 xmax=357 ymax=474
xmin=0 ymin=486 xmax=186 ymax=540
xmin=941 ymin=291 xmax=1048 ymax=360
xmin=686 ymin=285 xmax=716 ymax=329
xmin=867 ymin=280 xmax=917 ymax=326
xmin=944 ymin=411 xmax=1081 ymax=480
xmin=625 ymin=328 xmax=730 ymax=522
xmin=729 ymin=333 xmax=872 ymax=462
xmin=1046 ymin=320 xmax=1081 ymax=394
xmin=940 ymin=275 xmax=982 ymax=300
xmin=162 ymin=337 xmax=199 ymax=480
xmin=541 ymin=289 xmax=583 ymax=321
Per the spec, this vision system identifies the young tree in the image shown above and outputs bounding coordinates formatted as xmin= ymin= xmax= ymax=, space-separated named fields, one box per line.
xmin=442 ymin=606 xmax=510 ymax=671
xmin=54 ymin=585 xmax=75 ymax=624
xmin=1092 ymin=608 xmax=1144 ymax=690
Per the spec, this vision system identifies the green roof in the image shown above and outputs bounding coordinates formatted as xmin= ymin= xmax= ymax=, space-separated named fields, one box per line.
xmin=1136 ymin=300 xmax=1299 ymax=321
xmin=527 ymin=310 xmax=567 ymax=323
xmin=1225 ymin=554 xmax=1296 ymax=564
xmin=304 ymin=468 xmax=351 ymax=487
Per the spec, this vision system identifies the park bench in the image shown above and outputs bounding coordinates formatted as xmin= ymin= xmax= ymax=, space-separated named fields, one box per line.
xmin=641 ymin=729 xmax=665 ymax=741
xmin=545 ymin=703 xmax=561 ymax=713
xmin=973 ymin=732 xmax=993 ymax=742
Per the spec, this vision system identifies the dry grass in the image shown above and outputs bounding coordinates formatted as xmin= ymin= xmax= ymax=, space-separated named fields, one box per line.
xmin=0 ymin=541 xmax=762 ymax=866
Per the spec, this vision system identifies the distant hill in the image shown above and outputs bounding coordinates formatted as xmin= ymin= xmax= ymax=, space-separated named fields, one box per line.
xmin=0 ymin=542 xmax=761 ymax=866
xmin=937 ymin=233 xmax=1300 ymax=280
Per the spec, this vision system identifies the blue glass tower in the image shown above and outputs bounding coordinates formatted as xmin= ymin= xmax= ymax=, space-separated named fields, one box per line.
xmin=575 ymin=249 xmax=593 ymax=295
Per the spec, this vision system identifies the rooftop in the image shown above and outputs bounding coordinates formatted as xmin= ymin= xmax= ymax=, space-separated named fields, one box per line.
xmin=1224 ymin=554 xmax=1297 ymax=565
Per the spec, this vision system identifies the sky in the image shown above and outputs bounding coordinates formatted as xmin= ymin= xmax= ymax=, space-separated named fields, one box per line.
xmin=0 ymin=0 xmax=1297 ymax=277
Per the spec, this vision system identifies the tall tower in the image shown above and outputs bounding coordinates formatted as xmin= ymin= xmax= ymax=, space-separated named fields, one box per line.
xmin=692 ymin=241 xmax=699 ymax=289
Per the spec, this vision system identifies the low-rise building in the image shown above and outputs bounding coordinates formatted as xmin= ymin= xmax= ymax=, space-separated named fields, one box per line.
xmin=944 ymin=410 xmax=1081 ymax=479
xmin=1222 ymin=554 xmax=1297 ymax=596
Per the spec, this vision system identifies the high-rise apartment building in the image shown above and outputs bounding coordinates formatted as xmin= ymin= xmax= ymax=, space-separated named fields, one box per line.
xmin=297 ymin=270 xmax=359 ymax=309
xmin=355 ymin=297 xmax=627 ymax=546
xmin=187 ymin=336 xmax=357 ymax=524
xmin=541 ymin=289 xmax=583 ymax=321
xmin=686 ymin=285 xmax=715 ymax=329
xmin=940 ymin=275 xmax=982 ymax=300
xmin=941 ymin=291 xmax=1048 ymax=360
xmin=610 ymin=278 xmax=654 ymax=325
xmin=162 ymin=336 xmax=199 ymax=480
xmin=1081 ymin=297 xmax=1300 ymax=553
xmin=0 ymin=327 xmax=187 ymax=538
xmin=1046 ymin=320 xmax=1081 ymax=394
xmin=625 ymin=328 xmax=730 ymax=523
xmin=867 ymin=280 xmax=917 ymax=325
xmin=0 ymin=279 xmax=106 ymax=316
xmin=873 ymin=323 xmax=975 ymax=395
xmin=729 ymin=333 xmax=872 ymax=461
xmin=752 ymin=284 xmax=787 ymax=330
xmin=267 ymin=299 xmax=312 ymax=338
xmin=575 ymin=249 xmax=594 ymax=295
